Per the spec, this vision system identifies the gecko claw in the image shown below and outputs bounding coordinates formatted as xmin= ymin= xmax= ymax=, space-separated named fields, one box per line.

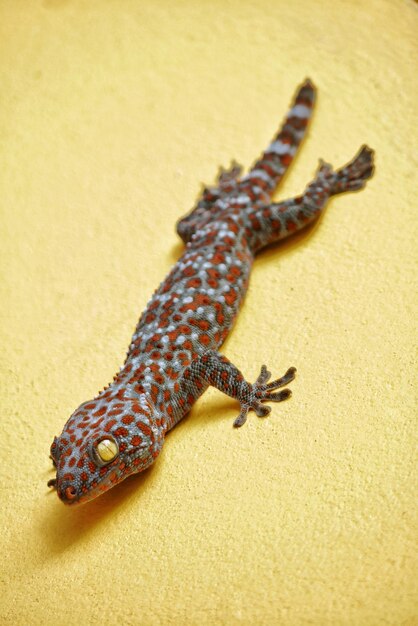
xmin=265 ymin=388 xmax=292 ymax=402
xmin=233 ymin=406 xmax=249 ymax=428
xmin=256 ymin=364 xmax=272 ymax=385
xmin=254 ymin=403 xmax=272 ymax=417
xmin=264 ymin=366 xmax=296 ymax=391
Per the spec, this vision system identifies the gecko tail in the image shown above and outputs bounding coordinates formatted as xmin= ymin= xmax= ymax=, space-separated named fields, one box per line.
xmin=239 ymin=78 xmax=316 ymax=195
xmin=176 ymin=80 xmax=317 ymax=243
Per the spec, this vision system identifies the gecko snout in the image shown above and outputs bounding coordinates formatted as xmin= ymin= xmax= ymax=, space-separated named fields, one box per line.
xmin=65 ymin=486 xmax=77 ymax=500
xmin=58 ymin=483 xmax=78 ymax=503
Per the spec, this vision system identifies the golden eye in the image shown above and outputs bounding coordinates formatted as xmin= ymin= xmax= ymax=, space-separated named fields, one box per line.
xmin=95 ymin=438 xmax=119 ymax=463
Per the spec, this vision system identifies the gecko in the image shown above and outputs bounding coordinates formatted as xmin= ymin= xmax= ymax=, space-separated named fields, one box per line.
xmin=48 ymin=79 xmax=374 ymax=504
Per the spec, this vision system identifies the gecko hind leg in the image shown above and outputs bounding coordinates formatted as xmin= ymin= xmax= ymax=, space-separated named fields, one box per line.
xmin=246 ymin=144 xmax=375 ymax=252
xmin=176 ymin=160 xmax=243 ymax=244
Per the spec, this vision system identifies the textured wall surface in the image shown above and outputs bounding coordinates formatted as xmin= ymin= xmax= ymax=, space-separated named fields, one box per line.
xmin=0 ymin=1 xmax=417 ymax=625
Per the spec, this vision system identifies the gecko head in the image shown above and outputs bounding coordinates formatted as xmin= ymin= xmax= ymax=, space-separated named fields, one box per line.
xmin=49 ymin=390 xmax=164 ymax=505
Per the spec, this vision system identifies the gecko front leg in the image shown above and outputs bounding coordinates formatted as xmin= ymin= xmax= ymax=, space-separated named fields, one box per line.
xmin=187 ymin=351 xmax=296 ymax=427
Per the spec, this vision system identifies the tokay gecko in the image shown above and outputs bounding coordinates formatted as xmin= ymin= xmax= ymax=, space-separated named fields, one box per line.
xmin=48 ymin=79 xmax=374 ymax=504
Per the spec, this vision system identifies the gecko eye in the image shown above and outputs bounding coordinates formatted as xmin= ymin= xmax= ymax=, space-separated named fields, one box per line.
xmin=92 ymin=437 xmax=119 ymax=466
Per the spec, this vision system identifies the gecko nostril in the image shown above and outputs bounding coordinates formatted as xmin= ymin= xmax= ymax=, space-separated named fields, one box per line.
xmin=65 ymin=486 xmax=77 ymax=500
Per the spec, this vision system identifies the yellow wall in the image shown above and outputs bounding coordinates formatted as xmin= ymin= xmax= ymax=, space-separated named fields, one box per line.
xmin=1 ymin=1 xmax=417 ymax=624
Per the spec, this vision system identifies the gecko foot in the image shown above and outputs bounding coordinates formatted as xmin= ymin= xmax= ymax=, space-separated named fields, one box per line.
xmin=233 ymin=365 xmax=296 ymax=427
xmin=217 ymin=160 xmax=243 ymax=185
xmin=331 ymin=145 xmax=375 ymax=194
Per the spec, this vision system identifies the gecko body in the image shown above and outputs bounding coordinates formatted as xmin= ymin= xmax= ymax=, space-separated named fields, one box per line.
xmin=49 ymin=80 xmax=374 ymax=504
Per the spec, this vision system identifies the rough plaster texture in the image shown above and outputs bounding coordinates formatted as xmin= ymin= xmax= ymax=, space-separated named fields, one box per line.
xmin=0 ymin=1 xmax=417 ymax=625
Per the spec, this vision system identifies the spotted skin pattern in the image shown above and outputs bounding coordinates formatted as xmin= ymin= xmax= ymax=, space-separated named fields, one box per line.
xmin=49 ymin=80 xmax=374 ymax=505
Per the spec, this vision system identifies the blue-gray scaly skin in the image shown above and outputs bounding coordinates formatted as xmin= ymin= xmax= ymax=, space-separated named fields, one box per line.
xmin=48 ymin=80 xmax=374 ymax=504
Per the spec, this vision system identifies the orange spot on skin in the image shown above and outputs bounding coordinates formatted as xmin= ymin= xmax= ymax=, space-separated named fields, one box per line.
xmin=224 ymin=289 xmax=237 ymax=306
xmin=191 ymin=318 xmax=210 ymax=331
xmin=122 ymin=415 xmax=134 ymax=425
xmin=104 ymin=419 xmax=117 ymax=432
xmin=280 ymin=153 xmax=292 ymax=166
xmin=187 ymin=278 xmax=201 ymax=289
xmin=195 ymin=293 xmax=211 ymax=306
xmin=150 ymin=385 xmax=159 ymax=402
xmin=286 ymin=220 xmax=297 ymax=232
xmin=137 ymin=421 xmax=152 ymax=437
xmin=114 ymin=426 xmax=128 ymax=437
xmin=167 ymin=368 xmax=179 ymax=380
xmin=211 ymin=253 xmax=225 ymax=265
xmin=183 ymin=266 xmax=195 ymax=277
